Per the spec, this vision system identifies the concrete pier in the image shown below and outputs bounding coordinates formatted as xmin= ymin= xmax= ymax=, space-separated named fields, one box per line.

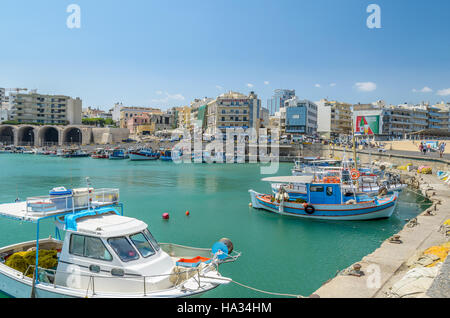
xmin=312 ymin=171 xmax=450 ymax=298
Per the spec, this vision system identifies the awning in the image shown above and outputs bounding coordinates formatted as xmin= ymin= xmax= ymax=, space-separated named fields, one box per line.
xmin=261 ymin=176 xmax=314 ymax=184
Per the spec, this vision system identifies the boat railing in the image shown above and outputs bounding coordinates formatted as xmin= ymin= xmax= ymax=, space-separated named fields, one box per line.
xmin=24 ymin=252 xmax=240 ymax=297
xmin=25 ymin=188 xmax=120 ymax=215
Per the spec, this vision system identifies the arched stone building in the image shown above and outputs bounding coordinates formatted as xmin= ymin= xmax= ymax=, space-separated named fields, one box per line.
xmin=0 ymin=125 xmax=129 ymax=146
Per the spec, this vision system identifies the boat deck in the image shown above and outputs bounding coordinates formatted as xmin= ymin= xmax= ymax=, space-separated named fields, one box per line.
xmin=0 ymin=201 xmax=45 ymax=222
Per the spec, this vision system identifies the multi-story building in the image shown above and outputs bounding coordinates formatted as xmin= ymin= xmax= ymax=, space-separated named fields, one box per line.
xmin=9 ymin=91 xmax=82 ymax=125
xmin=0 ymin=88 xmax=5 ymax=104
xmin=205 ymin=91 xmax=262 ymax=135
xmin=408 ymin=104 xmax=428 ymax=132
xmin=190 ymin=97 xmax=213 ymax=131
xmin=316 ymin=99 xmax=353 ymax=139
xmin=351 ymin=101 xmax=450 ymax=139
xmin=283 ymin=97 xmax=318 ymax=137
xmin=0 ymin=106 xmax=10 ymax=123
xmin=175 ymin=106 xmax=191 ymax=129
xmin=113 ymin=105 xmax=162 ymax=128
xmin=126 ymin=111 xmax=174 ymax=135
xmin=82 ymin=106 xmax=112 ymax=119
xmin=266 ymin=89 xmax=295 ymax=115
xmin=430 ymin=102 xmax=450 ymax=131
xmin=259 ymin=107 xmax=270 ymax=129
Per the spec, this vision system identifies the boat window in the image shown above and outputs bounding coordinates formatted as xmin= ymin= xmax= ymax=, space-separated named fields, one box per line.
xmin=69 ymin=234 xmax=84 ymax=256
xmin=326 ymin=186 xmax=333 ymax=196
xmin=130 ymin=233 xmax=155 ymax=258
xmin=143 ymin=228 xmax=161 ymax=251
xmin=108 ymin=237 xmax=139 ymax=262
xmin=310 ymin=186 xmax=324 ymax=192
xmin=69 ymin=234 xmax=112 ymax=261
xmin=85 ymin=236 xmax=113 ymax=261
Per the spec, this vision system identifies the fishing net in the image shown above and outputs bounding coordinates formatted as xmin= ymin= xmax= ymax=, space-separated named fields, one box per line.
xmin=5 ymin=250 xmax=58 ymax=277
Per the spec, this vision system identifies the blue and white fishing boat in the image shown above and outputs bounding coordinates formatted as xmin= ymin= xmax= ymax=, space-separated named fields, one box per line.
xmin=0 ymin=183 xmax=240 ymax=298
xmin=249 ymin=175 xmax=398 ymax=221
xmin=271 ymin=169 xmax=406 ymax=199
xmin=62 ymin=149 xmax=89 ymax=158
xmin=160 ymin=150 xmax=173 ymax=161
xmin=108 ymin=149 xmax=129 ymax=160
xmin=129 ymin=148 xmax=160 ymax=161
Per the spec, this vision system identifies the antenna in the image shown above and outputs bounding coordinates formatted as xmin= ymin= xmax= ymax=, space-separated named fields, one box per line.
xmin=86 ymin=177 xmax=92 ymax=211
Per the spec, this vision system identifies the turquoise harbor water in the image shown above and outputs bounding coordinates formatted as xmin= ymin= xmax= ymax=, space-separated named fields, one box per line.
xmin=0 ymin=154 xmax=431 ymax=298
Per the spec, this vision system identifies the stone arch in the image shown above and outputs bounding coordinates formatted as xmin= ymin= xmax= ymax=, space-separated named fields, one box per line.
xmin=38 ymin=126 xmax=60 ymax=146
xmin=63 ymin=127 xmax=83 ymax=145
xmin=0 ymin=125 xmax=16 ymax=145
xmin=17 ymin=126 xmax=37 ymax=146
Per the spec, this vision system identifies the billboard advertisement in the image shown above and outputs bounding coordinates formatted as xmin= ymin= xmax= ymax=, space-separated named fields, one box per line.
xmin=355 ymin=115 xmax=380 ymax=135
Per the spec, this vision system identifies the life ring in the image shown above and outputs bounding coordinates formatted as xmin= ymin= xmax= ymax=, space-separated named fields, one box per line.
xmin=351 ymin=169 xmax=360 ymax=180
xmin=303 ymin=204 xmax=315 ymax=215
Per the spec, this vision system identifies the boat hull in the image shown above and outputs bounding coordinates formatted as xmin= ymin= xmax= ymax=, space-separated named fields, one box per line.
xmin=249 ymin=190 xmax=397 ymax=221
xmin=0 ymin=239 xmax=227 ymax=298
xmin=129 ymin=152 xmax=159 ymax=161
xmin=0 ymin=269 xmax=217 ymax=298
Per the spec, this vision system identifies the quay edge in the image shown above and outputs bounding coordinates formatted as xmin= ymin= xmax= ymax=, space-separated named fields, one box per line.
xmin=311 ymin=170 xmax=449 ymax=298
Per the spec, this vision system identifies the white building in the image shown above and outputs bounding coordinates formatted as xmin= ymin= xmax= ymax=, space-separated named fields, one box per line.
xmin=315 ymin=99 xmax=353 ymax=139
xmin=9 ymin=91 xmax=82 ymax=125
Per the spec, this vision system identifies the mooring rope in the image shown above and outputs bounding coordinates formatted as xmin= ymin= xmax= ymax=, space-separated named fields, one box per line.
xmin=229 ymin=279 xmax=305 ymax=298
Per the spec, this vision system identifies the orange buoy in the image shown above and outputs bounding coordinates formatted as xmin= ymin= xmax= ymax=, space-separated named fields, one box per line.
xmin=162 ymin=213 xmax=170 ymax=220
xmin=185 ymin=211 xmax=190 ymax=216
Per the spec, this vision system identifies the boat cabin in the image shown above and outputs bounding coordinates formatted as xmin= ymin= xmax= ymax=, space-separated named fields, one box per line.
xmin=53 ymin=208 xmax=175 ymax=292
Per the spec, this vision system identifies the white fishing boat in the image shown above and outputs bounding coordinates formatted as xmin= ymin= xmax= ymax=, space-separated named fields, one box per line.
xmin=0 ymin=183 xmax=240 ymax=298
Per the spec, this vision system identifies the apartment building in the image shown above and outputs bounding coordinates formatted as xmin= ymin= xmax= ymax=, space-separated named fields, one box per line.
xmin=112 ymin=105 xmax=162 ymax=128
xmin=205 ymin=91 xmax=261 ymax=135
xmin=190 ymin=97 xmax=213 ymax=131
xmin=351 ymin=101 xmax=450 ymax=138
xmin=430 ymin=102 xmax=450 ymax=131
xmin=0 ymin=88 xmax=5 ymax=104
xmin=9 ymin=91 xmax=82 ymax=125
xmin=316 ymin=99 xmax=352 ymax=138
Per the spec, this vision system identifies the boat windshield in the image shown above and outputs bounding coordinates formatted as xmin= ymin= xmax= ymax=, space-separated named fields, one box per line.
xmin=129 ymin=232 xmax=155 ymax=258
xmin=143 ymin=228 xmax=161 ymax=251
xmin=108 ymin=237 xmax=139 ymax=262
xmin=70 ymin=234 xmax=113 ymax=261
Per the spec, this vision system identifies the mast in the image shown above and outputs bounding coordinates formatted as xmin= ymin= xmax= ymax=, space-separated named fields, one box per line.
xmin=351 ymin=119 xmax=358 ymax=171
xmin=351 ymin=114 xmax=359 ymax=193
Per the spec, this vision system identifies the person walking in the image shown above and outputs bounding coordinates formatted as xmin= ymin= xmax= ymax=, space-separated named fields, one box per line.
xmin=419 ymin=142 xmax=423 ymax=155
xmin=440 ymin=142 xmax=446 ymax=158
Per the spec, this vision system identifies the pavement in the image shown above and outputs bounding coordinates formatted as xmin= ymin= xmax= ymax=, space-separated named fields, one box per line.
xmin=313 ymin=172 xmax=450 ymax=298
xmin=426 ymin=256 xmax=450 ymax=298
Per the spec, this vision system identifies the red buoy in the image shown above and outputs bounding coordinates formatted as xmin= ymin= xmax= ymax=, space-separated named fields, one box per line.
xmin=185 ymin=211 xmax=190 ymax=216
xmin=162 ymin=213 xmax=170 ymax=220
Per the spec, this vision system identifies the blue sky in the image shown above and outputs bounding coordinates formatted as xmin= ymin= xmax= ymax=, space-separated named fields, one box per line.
xmin=1 ymin=0 xmax=449 ymax=110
